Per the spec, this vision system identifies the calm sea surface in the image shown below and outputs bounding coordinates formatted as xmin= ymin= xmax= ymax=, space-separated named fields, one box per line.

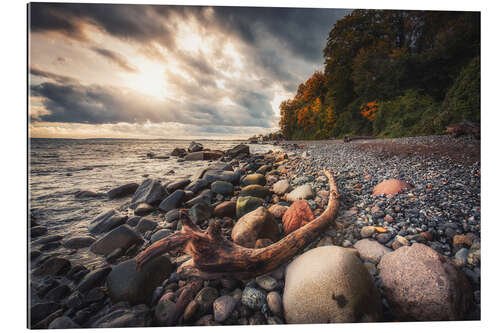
xmin=29 ymin=138 xmax=281 ymax=270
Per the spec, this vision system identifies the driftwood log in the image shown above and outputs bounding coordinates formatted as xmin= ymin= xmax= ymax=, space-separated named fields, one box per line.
xmin=136 ymin=170 xmax=339 ymax=280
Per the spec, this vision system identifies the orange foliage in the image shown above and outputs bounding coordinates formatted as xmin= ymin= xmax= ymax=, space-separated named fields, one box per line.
xmin=360 ymin=101 xmax=379 ymax=121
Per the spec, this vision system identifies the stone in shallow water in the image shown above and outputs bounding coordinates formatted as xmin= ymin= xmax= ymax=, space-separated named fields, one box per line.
xmin=131 ymin=178 xmax=166 ymax=206
xmin=283 ymin=246 xmax=382 ymax=324
xmin=378 ymin=243 xmax=472 ymax=321
xmin=88 ymin=209 xmax=128 ymax=234
xmin=226 ymin=144 xmax=249 ymax=158
xmin=107 ymin=183 xmax=139 ymax=199
xmin=62 ymin=236 xmax=95 ymax=249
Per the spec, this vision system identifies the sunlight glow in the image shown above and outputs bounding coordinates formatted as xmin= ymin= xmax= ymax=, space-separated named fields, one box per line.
xmin=122 ymin=59 xmax=167 ymax=100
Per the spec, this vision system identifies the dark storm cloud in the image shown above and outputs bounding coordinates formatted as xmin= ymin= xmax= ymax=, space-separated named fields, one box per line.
xmin=30 ymin=3 xmax=348 ymax=63
xmin=30 ymin=66 xmax=77 ymax=85
xmin=210 ymin=6 xmax=350 ymax=63
xmin=29 ymin=3 xmax=175 ymax=44
xmin=91 ymin=47 xmax=138 ymax=73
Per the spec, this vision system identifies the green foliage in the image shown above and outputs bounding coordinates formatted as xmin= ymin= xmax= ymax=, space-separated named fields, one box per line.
xmin=374 ymin=90 xmax=440 ymax=137
xmin=278 ymin=10 xmax=480 ymax=140
xmin=437 ymin=56 xmax=480 ymax=128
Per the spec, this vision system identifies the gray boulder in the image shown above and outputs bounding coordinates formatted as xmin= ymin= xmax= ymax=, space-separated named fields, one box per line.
xmin=159 ymin=190 xmax=185 ymax=212
xmin=166 ymin=178 xmax=190 ymax=192
xmin=184 ymin=179 xmax=209 ymax=194
xmin=62 ymin=236 xmax=96 ymax=249
xmin=107 ymin=183 xmax=139 ymax=199
xmin=188 ymin=141 xmax=203 ymax=152
xmin=106 ymin=255 xmax=173 ymax=305
xmin=226 ymin=144 xmax=250 ymax=158
xmin=203 ymin=169 xmax=238 ymax=184
xmin=88 ymin=209 xmax=128 ymax=234
xmin=211 ymin=181 xmax=234 ymax=196
xmin=90 ymin=225 xmax=142 ymax=256
xmin=185 ymin=189 xmax=212 ymax=207
xmin=131 ymin=179 xmax=166 ymax=206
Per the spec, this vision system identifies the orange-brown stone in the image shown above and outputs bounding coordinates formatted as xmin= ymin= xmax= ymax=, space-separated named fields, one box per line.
xmin=373 ymin=179 xmax=414 ymax=196
xmin=282 ymin=200 xmax=314 ymax=235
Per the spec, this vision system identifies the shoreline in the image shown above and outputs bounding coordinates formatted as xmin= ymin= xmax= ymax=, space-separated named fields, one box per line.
xmin=29 ymin=135 xmax=481 ymax=328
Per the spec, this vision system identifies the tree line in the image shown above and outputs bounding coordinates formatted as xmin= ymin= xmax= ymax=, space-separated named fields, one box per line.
xmin=279 ymin=10 xmax=480 ymax=139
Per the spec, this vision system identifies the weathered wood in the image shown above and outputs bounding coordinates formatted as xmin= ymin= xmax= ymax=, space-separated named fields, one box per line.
xmin=136 ymin=170 xmax=340 ymax=280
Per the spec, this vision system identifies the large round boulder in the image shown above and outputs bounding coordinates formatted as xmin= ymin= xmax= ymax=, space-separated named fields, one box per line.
xmin=378 ymin=243 xmax=472 ymax=320
xmin=283 ymin=246 xmax=382 ymax=323
xmin=372 ymin=179 xmax=413 ymax=196
xmin=106 ymin=255 xmax=173 ymax=305
xmin=231 ymin=206 xmax=280 ymax=248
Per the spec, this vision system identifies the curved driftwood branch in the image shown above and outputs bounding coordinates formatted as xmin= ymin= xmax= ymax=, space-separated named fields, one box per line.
xmin=136 ymin=170 xmax=339 ymax=280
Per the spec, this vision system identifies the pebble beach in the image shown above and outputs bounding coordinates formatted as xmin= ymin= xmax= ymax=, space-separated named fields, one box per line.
xmin=29 ymin=135 xmax=481 ymax=328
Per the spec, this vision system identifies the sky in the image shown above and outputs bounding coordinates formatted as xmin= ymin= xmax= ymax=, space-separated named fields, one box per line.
xmin=28 ymin=2 xmax=349 ymax=139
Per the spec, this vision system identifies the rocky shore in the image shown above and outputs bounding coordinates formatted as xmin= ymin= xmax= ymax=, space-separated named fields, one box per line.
xmin=29 ymin=135 xmax=480 ymax=328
